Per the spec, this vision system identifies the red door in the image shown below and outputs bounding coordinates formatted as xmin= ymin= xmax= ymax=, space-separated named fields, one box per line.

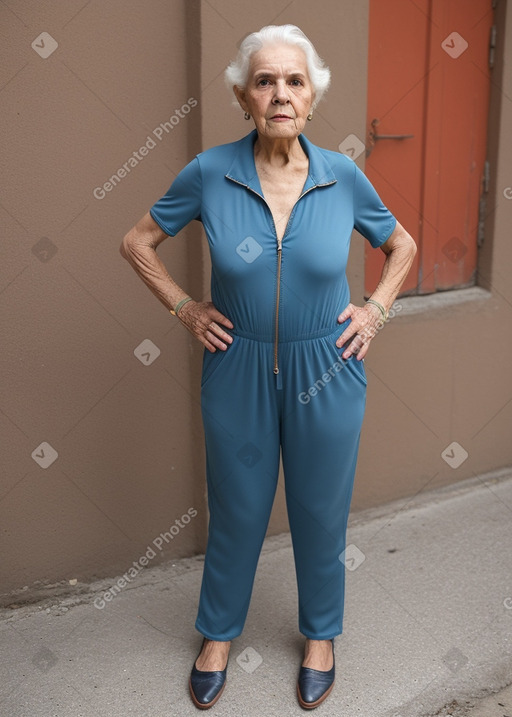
xmin=365 ymin=0 xmax=493 ymax=296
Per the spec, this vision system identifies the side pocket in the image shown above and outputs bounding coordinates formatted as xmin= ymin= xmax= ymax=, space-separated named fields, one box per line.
xmin=327 ymin=335 xmax=368 ymax=387
xmin=332 ymin=318 xmax=368 ymax=387
xmin=200 ymin=335 xmax=238 ymax=390
xmin=348 ymin=355 xmax=368 ymax=386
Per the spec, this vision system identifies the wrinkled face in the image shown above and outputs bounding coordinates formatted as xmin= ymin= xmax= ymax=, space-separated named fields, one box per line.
xmin=234 ymin=43 xmax=315 ymax=140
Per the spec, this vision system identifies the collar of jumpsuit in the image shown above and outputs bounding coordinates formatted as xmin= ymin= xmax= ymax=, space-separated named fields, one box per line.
xmin=224 ymin=128 xmax=338 ymax=197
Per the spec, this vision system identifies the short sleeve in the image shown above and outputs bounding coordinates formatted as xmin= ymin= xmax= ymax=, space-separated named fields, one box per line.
xmin=352 ymin=163 xmax=396 ymax=248
xmin=149 ymin=157 xmax=202 ymax=237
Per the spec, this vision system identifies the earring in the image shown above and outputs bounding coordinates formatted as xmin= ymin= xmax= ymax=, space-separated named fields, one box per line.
xmin=244 ymin=112 xmax=251 ymax=120
xmin=307 ymin=112 xmax=313 ymax=121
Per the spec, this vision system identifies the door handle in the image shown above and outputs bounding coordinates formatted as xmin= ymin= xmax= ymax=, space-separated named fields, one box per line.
xmin=366 ymin=118 xmax=414 ymax=156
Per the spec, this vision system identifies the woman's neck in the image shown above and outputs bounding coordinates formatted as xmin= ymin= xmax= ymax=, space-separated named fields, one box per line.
xmin=254 ymin=134 xmax=307 ymax=168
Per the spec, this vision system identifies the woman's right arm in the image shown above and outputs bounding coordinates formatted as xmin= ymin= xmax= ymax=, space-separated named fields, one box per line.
xmin=120 ymin=212 xmax=233 ymax=352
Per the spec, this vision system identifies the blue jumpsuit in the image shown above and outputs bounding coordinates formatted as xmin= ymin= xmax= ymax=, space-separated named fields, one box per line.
xmin=149 ymin=129 xmax=396 ymax=641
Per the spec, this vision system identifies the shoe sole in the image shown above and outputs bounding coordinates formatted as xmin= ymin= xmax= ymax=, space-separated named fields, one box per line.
xmin=297 ymin=680 xmax=335 ymax=709
xmin=189 ymin=676 xmax=226 ymax=710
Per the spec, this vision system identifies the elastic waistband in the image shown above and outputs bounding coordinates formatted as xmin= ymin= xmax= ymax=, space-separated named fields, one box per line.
xmin=231 ymin=324 xmax=342 ymax=344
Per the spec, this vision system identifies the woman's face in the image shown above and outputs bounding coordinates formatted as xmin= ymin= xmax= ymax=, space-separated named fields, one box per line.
xmin=234 ymin=43 xmax=315 ymax=140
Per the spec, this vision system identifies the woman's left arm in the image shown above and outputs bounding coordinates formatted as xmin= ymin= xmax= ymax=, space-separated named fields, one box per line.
xmin=336 ymin=220 xmax=417 ymax=360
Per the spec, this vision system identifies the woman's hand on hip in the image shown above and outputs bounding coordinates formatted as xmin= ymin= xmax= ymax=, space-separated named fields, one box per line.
xmin=335 ymin=302 xmax=383 ymax=360
xmin=177 ymin=300 xmax=234 ymax=352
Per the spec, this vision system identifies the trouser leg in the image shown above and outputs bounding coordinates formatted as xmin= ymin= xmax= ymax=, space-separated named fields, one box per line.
xmin=281 ymin=335 xmax=367 ymax=639
xmin=195 ymin=337 xmax=280 ymax=640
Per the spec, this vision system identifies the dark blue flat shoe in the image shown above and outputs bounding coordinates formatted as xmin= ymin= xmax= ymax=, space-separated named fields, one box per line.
xmin=189 ymin=637 xmax=229 ymax=710
xmin=297 ymin=638 xmax=335 ymax=709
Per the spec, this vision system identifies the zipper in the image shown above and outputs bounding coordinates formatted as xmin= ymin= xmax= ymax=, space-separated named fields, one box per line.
xmin=272 ymin=185 xmax=319 ymax=388
xmin=273 ymin=237 xmax=283 ymax=379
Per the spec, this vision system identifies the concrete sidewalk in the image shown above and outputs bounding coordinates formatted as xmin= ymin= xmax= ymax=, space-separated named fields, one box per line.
xmin=429 ymin=682 xmax=512 ymax=716
xmin=2 ymin=470 xmax=512 ymax=717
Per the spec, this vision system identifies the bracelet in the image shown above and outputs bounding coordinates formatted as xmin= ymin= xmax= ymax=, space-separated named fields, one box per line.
xmin=170 ymin=296 xmax=193 ymax=316
xmin=366 ymin=298 xmax=388 ymax=321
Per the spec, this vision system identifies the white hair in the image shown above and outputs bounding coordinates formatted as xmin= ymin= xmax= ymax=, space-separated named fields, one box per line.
xmin=224 ymin=24 xmax=331 ymax=109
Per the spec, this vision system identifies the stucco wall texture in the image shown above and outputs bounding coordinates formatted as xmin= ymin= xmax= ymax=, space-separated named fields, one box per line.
xmin=1 ymin=0 xmax=511 ymax=601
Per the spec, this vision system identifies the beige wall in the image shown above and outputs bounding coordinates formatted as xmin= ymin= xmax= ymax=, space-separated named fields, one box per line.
xmin=1 ymin=0 xmax=511 ymax=602
xmin=1 ymin=0 xmax=204 ymax=597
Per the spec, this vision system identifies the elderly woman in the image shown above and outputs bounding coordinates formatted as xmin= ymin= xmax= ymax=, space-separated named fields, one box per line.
xmin=121 ymin=24 xmax=416 ymax=710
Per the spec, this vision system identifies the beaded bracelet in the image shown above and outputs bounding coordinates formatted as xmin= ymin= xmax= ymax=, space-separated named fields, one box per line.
xmin=366 ymin=298 xmax=388 ymax=321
